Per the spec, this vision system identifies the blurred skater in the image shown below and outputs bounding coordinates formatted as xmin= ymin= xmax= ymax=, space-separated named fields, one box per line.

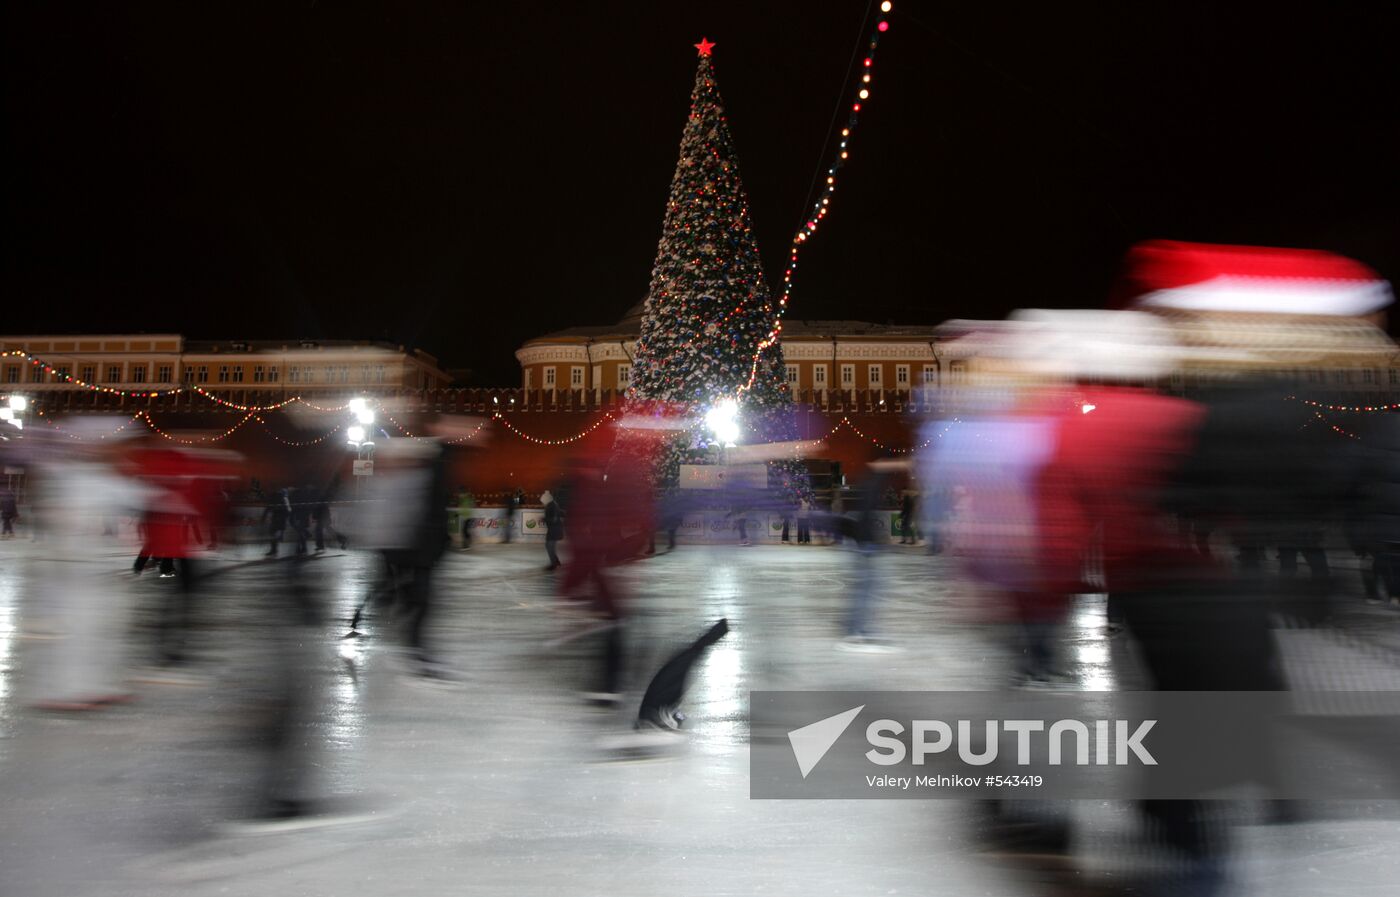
xmin=541 ymin=489 xmax=563 ymax=570
xmin=26 ymin=424 xmax=147 ymax=710
xmin=0 ymin=484 xmax=17 ymax=538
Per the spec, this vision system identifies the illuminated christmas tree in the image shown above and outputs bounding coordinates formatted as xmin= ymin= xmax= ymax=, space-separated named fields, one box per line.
xmin=630 ymin=38 xmax=800 ymax=484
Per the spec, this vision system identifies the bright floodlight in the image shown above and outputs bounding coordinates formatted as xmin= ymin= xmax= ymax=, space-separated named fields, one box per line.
xmin=346 ymin=425 xmax=366 ymax=444
xmin=0 ymin=408 xmax=12 ymax=421
xmin=9 ymin=396 xmax=27 ymax=411
xmin=348 ymin=397 xmax=367 ymax=414
xmin=705 ymin=398 xmax=740 ymax=447
xmin=355 ymin=408 xmax=376 ymax=425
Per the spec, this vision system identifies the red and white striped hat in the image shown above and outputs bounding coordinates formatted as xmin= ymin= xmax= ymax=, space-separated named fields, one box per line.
xmin=1115 ymin=240 xmax=1393 ymax=316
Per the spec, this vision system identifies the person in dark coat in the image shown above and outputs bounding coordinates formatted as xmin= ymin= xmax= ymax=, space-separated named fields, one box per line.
xmin=1345 ymin=413 xmax=1400 ymax=605
xmin=312 ymin=473 xmax=347 ymax=552
xmin=288 ymin=485 xmax=314 ymax=556
xmin=1 ymin=486 xmax=18 ymax=538
xmin=796 ymin=499 xmax=811 ymax=544
xmin=839 ymin=465 xmax=897 ymax=649
xmin=899 ymin=490 xmax=918 ymax=544
xmin=541 ymin=489 xmax=564 ymax=570
xmin=503 ymin=487 xmax=523 ymax=543
xmin=262 ymin=488 xmax=291 ymax=557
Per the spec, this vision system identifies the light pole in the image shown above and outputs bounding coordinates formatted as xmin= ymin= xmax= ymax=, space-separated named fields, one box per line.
xmin=346 ymin=397 xmax=376 ymax=493
xmin=705 ymin=398 xmax=740 ymax=466
xmin=0 ymin=393 xmax=28 ymax=435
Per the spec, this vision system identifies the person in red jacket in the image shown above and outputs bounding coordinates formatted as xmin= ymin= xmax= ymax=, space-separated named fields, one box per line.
xmin=132 ymin=447 xmax=206 ymax=666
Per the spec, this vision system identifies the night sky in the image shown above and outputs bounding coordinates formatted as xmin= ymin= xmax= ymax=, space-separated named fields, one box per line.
xmin=5 ymin=2 xmax=1397 ymax=385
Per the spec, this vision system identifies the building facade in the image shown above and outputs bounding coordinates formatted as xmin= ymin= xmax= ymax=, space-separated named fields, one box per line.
xmin=515 ymin=302 xmax=948 ymax=398
xmin=0 ymin=334 xmax=452 ymax=393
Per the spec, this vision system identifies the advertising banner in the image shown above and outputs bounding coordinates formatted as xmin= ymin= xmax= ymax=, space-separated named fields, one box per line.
xmin=457 ymin=508 xmax=546 ymax=541
xmin=678 ymin=464 xmax=769 ymax=490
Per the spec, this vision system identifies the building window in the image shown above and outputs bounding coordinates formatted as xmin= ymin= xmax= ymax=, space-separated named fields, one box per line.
xmin=1307 ymin=369 xmax=1322 ymax=383
xmin=922 ymin=364 xmax=938 ymax=385
xmin=156 ymin=365 xmax=172 ymax=383
xmin=32 ymin=364 xmax=46 ymax=383
xmin=592 ymin=365 xmax=602 ymax=390
xmin=337 ymin=365 xmax=351 ymax=383
xmin=570 ymin=366 xmax=584 ymax=388
xmin=81 ymin=364 xmax=96 ymax=384
xmin=785 ymin=364 xmax=800 ymax=385
xmin=4 ymin=366 xmax=18 ymax=383
xmin=840 ymin=364 xmax=855 ymax=387
xmin=234 ymin=366 xmax=246 ymax=383
xmin=813 ymin=364 xmax=828 ymax=388
xmin=218 ymin=365 xmax=230 ymax=383
xmin=1390 ymin=369 xmax=1399 ymax=385
xmin=55 ymin=365 xmax=70 ymax=382
xmin=268 ymin=365 xmax=279 ymax=383
xmin=1363 ymin=369 xmax=1376 ymax=384
xmin=543 ymin=367 xmax=557 ymax=388
xmin=896 ymin=365 xmax=909 ymax=386
xmin=198 ymin=365 xmax=209 ymax=383
xmin=253 ymin=365 xmax=265 ymax=383
xmin=372 ymin=364 xmax=384 ymax=383
xmin=131 ymin=365 xmax=147 ymax=383
xmin=289 ymin=366 xmax=301 ymax=384
xmin=949 ymin=360 xmax=967 ymax=384
xmin=106 ymin=365 xmax=122 ymax=383
xmin=617 ymin=364 xmax=631 ymax=388
xmin=867 ymin=364 xmax=883 ymax=388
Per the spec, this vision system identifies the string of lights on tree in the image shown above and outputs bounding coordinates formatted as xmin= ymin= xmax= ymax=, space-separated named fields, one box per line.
xmin=627 ymin=35 xmax=815 ymax=495
xmin=739 ymin=0 xmax=894 ymax=395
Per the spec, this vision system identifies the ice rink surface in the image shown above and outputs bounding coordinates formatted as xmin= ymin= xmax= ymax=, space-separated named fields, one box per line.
xmin=2 ymin=538 xmax=1398 ymax=896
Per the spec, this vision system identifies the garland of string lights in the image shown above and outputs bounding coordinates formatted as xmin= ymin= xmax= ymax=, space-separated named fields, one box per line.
xmin=36 ymin=410 xmax=144 ymax=440
xmin=294 ymin=398 xmax=353 ymax=412
xmin=2 ymin=349 xmax=182 ymax=397
xmin=769 ymin=414 xmax=944 ymax=454
xmin=739 ymin=0 xmax=895 ymax=395
xmin=252 ymin=416 xmax=346 ymax=447
xmin=1294 ymin=397 xmax=1400 ymax=413
xmin=140 ymin=410 xmax=260 ymax=445
xmin=29 ymin=398 xmax=950 ymax=450
xmin=493 ymin=412 xmax=616 ymax=446
xmin=383 ymin=413 xmax=418 ymax=437
xmin=1 ymin=349 xmax=354 ymax=411
xmin=444 ymin=420 xmax=491 ymax=445
xmin=35 ymin=407 xmax=342 ymax=446
xmin=193 ymin=390 xmax=304 ymax=411
xmin=1309 ymin=409 xmax=1360 ymax=440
